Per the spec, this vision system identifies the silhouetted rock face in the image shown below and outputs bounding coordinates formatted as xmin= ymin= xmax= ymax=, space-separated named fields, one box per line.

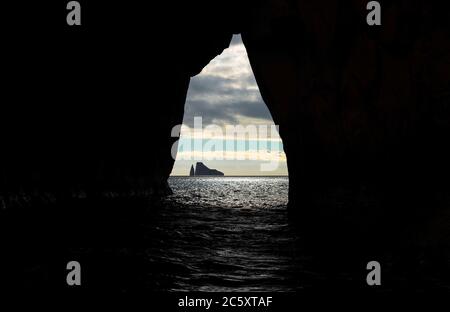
xmin=241 ymin=0 xmax=450 ymax=247
xmin=2 ymin=2 xmax=239 ymax=204
xmin=194 ymin=162 xmax=224 ymax=176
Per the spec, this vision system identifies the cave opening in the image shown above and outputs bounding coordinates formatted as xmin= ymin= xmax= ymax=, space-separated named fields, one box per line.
xmin=170 ymin=34 xmax=288 ymax=180
xmin=159 ymin=35 xmax=294 ymax=292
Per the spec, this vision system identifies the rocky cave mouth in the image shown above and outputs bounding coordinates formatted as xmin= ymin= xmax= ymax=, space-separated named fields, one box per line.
xmin=170 ymin=34 xmax=289 ymax=180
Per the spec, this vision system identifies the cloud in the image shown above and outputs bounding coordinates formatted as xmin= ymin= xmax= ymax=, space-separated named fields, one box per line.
xmin=176 ymin=150 xmax=287 ymax=162
xmin=182 ymin=34 xmax=273 ymax=128
xmin=229 ymin=35 xmax=243 ymax=46
xmin=183 ymin=99 xmax=273 ymax=127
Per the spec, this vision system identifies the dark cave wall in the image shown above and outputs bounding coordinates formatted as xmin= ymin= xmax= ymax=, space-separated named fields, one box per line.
xmin=2 ymin=1 xmax=450 ymax=247
xmin=1 ymin=2 xmax=237 ymax=203
xmin=242 ymin=0 xmax=450 ymax=245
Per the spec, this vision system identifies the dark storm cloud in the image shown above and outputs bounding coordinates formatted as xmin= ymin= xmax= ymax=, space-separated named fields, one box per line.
xmin=187 ymin=75 xmax=234 ymax=95
xmin=183 ymin=98 xmax=273 ymax=127
xmin=183 ymin=73 xmax=273 ymax=127
xmin=188 ymin=75 xmax=259 ymax=99
xmin=181 ymin=34 xmax=273 ymax=128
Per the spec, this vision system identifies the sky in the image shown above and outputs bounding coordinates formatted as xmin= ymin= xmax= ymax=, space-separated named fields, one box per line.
xmin=170 ymin=35 xmax=288 ymax=176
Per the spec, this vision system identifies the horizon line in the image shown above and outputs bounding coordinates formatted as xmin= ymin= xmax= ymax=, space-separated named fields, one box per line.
xmin=170 ymin=175 xmax=288 ymax=177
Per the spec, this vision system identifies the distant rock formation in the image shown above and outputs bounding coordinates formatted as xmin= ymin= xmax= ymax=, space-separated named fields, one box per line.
xmin=192 ymin=162 xmax=224 ymax=176
xmin=189 ymin=165 xmax=195 ymax=176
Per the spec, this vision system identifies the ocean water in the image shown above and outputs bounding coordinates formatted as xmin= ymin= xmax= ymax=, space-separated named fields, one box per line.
xmin=143 ymin=176 xmax=311 ymax=292
xmin=8 ymin=176 xmax=450 ymax=291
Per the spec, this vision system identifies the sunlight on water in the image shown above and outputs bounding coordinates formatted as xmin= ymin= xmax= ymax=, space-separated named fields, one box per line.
xmin=168 ymin=176 xmax=289 ymax=209
xmin=143 ymin=177 xmax=314 ymax=292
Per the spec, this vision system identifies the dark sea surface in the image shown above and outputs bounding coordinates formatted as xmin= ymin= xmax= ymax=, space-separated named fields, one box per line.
xmin=144 ymin=176 xmax=311 ymax=292
xmin=8 ymin=176 xmax=449 ymax=292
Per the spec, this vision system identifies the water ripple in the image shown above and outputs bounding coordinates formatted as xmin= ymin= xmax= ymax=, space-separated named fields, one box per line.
xmin=142 ymin=177 xmax=308 ymax=291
